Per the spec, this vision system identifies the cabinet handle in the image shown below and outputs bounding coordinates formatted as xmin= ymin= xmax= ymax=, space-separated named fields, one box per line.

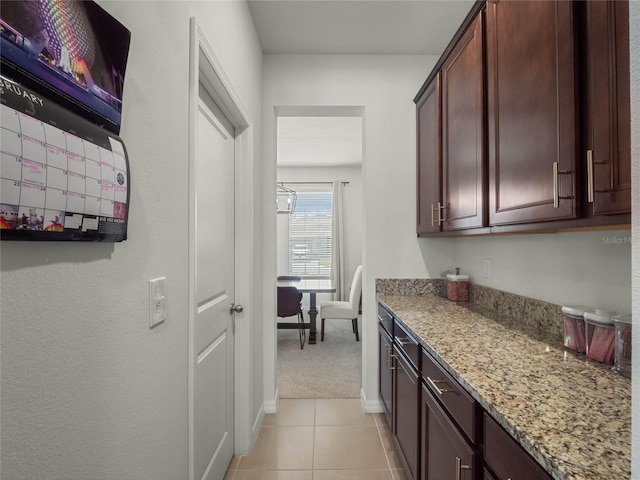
xmin=455 ymin=456 xmax=472 ymax=480
xmin=426 ymin=376 xmax=453 ymax=395
xmin=553 ymin=162 xmax=559 ymax=208
xmin=394 ymin=336 xmax=413 ymax=347
xmin=586 ymin=149 xmax=607 ymax=203
xmin=552 ymin=162 xmax=574 ymax=208
xmin=386 ymin=346 xmax=393 ymax=367
xmin=432 ymin=202 xmax=444 ymax=226
xmin=439 ymin=202 xmax=447 ymax=224
xmin=586 ymin=150 xmax=594 ymax=203
xmin=389 ymin=354 xmax=396 ymax=371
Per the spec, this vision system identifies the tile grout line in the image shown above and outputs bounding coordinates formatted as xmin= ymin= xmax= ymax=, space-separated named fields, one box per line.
xmin=311 ymin=399 xmax=317 ymax=479
xmin=374 ymin=419 xmax=396 ymax=478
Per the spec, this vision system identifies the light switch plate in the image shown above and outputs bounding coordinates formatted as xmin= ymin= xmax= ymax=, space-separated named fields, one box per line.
xmin=149 ymin=277 xmax=167 ymax=328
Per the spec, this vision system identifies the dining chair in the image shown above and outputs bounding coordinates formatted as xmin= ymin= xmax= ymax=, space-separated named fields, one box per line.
xmin=277 ymin=286 xmax=306 ymax=349
xmin=319 ymin=265 xmax=363 ymax=341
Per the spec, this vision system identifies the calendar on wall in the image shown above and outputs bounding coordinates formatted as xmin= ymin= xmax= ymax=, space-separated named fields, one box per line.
xmin=1 ymin=75 xmax=129 ymax=241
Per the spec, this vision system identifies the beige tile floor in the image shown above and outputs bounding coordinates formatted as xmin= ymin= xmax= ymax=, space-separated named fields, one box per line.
xmin=224 ymin=399 xmax=409 ymax=480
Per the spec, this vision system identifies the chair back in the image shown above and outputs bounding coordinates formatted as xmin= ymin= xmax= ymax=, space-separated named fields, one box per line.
xmin=277 ymin=275 xmax=302 ymax=282
xmin=348 ymin=265 xmax=363 ymax=312
xmin=277 ymin=286 xmax=303 ymax=318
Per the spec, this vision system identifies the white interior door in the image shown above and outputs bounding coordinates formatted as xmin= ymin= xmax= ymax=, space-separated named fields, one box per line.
xmin=193 ymin=92 xmax=235 ymax=480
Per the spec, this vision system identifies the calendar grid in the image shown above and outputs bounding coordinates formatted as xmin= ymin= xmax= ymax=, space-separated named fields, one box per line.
xmin=1 ymin=75 xmax=129 ymax=241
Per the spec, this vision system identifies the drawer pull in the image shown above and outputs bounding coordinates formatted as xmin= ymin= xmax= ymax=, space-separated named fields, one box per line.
xmin=427 ymin=376 xmax=453 ymax=395
xmin=394 ymin=336 xmax=414 ymax=346
xmin=455 ymin=456 xmax=471 ymax=480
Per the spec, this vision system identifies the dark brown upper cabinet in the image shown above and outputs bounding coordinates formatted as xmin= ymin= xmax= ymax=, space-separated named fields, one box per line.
xmin=416 ymin=74 xmax=442 ymax=236
xmin=414 ymin=0 xmax=631 ymax=236
xmin=487 ymin=0 xmax=578 ymax=226
xmin=582 ymin=0 xmax=631 ymax=217
xmin=442 ymin=12 xmax=486 ymax=231
xmin=416 ymin=10 xmax=485 ymax=236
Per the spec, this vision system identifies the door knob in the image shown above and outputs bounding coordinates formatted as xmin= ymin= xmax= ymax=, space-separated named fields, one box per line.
xmin=230 ymin=303 xmax=244 ymax=314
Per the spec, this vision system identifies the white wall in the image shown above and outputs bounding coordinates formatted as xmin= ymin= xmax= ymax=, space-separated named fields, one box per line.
xmin=629 ymin=1 xmax=639 ymax=477
xmin=262 ymin=48 xmax=636 ymax=414
xmin=0 ymin=2 xmax=264 ymax=479
xmin=276 ymin=166 xmax=363 ymax=305
xmin=452 ymin=230 xmax=631 ymax=312
xmin=262 ymin=54 xmax=456 ymax=409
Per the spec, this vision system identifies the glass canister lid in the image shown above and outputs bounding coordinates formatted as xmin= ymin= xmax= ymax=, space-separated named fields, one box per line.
xmin=447 ymin=274 xmax=469 ymax=281
xmin=584 ymin=309 xmax=616 ymax=325
xmin=562 ymin=305 xmax=593 ymax=316
xmin=613 ymin=313 xmax=632 ymax=325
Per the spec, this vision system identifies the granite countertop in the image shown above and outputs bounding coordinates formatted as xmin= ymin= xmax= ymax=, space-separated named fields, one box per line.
xmin=377 ymin=293 xmax=631 ymax=480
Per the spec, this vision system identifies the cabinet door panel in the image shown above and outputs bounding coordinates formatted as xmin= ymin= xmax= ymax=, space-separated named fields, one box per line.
xmin=487 ymin=0 xmax=578 ymax=225
xmin=484 ymin=468 xmax=497 ymax=480
xmin=442 ymin=13 xmax=485 ymax=230
xmin=484 ymin=414 xmax=552 ymax=480
xmin=416 ymin=75 xmax=442 ymax=235
xmin=422 ymin=385 xmax=476 ymax=480
xmin=395 ymin=351 xmax=420 ymax=479
xmin=584 ymin=0 xmax=631 ymax=215
xmin=379 ymin=325 xmax=393 ymax=428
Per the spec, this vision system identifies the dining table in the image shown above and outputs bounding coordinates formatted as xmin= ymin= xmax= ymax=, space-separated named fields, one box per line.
xmin=277 ymin=278 xmax=336 ymax=344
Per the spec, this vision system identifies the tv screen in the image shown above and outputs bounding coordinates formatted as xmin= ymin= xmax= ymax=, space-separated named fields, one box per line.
xmin=1 ymin=0 xmax=131 ymax=134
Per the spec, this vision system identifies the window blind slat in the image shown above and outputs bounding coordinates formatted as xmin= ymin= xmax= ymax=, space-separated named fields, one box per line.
xmin=289 ymin=192 xmax=333 ymax=277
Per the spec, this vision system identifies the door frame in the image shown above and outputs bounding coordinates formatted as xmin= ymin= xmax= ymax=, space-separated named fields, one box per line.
xmin=188 ymin=17 xmax=253 ymax=480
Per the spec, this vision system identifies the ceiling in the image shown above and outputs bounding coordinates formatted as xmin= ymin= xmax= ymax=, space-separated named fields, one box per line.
xmin=253 ymin=0 xmax=474 ymax=167
xmin=247 ymin=0 xmax=474 ymax=55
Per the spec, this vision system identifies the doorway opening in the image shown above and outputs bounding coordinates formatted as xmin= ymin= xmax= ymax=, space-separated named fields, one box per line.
xmin=275 ymin=106 xmax=365 ymax=399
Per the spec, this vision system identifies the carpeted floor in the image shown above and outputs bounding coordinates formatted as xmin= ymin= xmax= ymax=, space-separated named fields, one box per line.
xmin=277 ymin=318 xmax=362 ymax=398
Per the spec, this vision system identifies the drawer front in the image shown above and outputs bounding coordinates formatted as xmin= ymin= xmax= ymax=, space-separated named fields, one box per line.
xmin=423 ymin=384 xmax=477 ymax=480
xmin=394 ymin=321 xmax=420 ymax=371
xmin=422 ymin=350 xmax=477 ymax=443
xmin=377 ymin=302 xmax=394 ymax=336
xmin=484 ymin=414 xmax=552 ymax=480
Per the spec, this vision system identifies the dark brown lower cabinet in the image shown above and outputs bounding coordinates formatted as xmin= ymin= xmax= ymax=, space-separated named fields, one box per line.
xmin=483 ymin=468 xmax=497 ymax=480
xmin=422 ymin=384 xmax=476 ymax=480
xmin=394 ymin=350 xmax=420 ymax=480
xmin=378 ymin=324 xmax=393 ymax=428
xmin=484 ymin=414 xmax=553 ymax=480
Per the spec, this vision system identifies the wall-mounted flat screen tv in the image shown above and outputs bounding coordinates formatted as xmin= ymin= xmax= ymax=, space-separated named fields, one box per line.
xmin=1 ymin=0 xmax=131 ymax=134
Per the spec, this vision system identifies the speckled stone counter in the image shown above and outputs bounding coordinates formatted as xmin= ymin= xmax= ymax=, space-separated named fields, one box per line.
xmin=377 ymin=292 xmax=631 ymax=480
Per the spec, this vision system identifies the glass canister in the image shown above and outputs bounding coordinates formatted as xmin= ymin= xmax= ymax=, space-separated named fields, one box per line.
xmin=613 ymin=314 xmax=632 ymax=378
xmin=585 ymin=310 xmax=616 ymax=364
xmin=447 ymin=271 xmax=469 ymax=302
xmin=561 ymin=305 xmax=592 ymax=353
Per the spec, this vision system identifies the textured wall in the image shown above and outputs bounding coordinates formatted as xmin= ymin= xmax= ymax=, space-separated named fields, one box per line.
xmin=0 ymin=2 xmax=263 ymax=479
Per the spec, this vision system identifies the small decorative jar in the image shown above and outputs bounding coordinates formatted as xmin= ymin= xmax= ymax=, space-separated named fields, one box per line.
xmin=447 ymin=271 xmax=469 ymax=302
xmin=613 ymin=314 xmax=632 ymax=378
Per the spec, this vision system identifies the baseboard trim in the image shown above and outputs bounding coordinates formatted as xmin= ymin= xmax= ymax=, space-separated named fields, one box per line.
xmin=360 ymin=387 xmax=383 ymax=413
xmin=263 ymin=389 xmax=279 ymax=414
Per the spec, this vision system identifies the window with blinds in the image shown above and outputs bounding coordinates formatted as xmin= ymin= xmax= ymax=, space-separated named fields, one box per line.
xmin=289 ymin=191 xmax=333 ymax=277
